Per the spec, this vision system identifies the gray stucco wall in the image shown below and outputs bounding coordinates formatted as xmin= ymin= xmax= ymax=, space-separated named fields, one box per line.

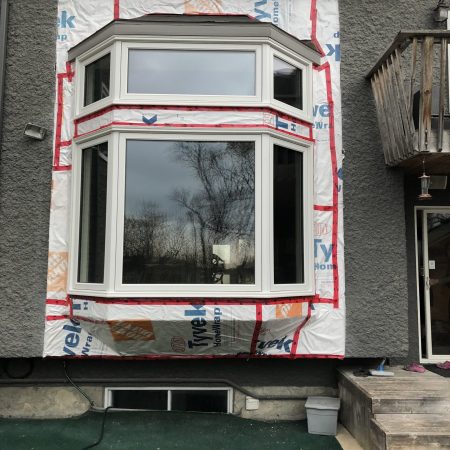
xmin=0 ymin=0 xmax=57 ymax=356
xmin=340 ymin=0 xmax=438 ymax=357
xmin=0 ymin=0 xmax=441 ymax=365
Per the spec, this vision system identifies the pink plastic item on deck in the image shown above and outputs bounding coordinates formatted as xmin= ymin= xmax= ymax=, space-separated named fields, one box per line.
xmin=404 ymin=362 xmax=426 ymax=373
xmin=436 ymin=361 xmax=450 ymax=370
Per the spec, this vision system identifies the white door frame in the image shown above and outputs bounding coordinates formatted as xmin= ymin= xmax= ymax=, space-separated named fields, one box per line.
xmin=415 ymin=206 xmax=450 ymax=363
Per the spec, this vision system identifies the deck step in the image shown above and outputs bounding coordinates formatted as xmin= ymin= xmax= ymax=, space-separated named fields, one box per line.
xmin=370 ymin=414 xmax=450 ymax=449
xmin=371 ymin=396 xmax=450 ymax=414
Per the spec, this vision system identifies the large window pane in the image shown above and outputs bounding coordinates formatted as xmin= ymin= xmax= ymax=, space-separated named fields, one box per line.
xmin=78 ymin=143 xmax=108 ymax=283
xmin=273 ymin=145 xmax=303 ymax=284
xmin=84 ymin=53 xmax=110 ymax=106
xmin=128 ymin=50 xmax=256 ymax=96
xmin=123 ymin=140 xmax=255 ymax=285
xmin=273 ymin=57 xmax=302 ymax=110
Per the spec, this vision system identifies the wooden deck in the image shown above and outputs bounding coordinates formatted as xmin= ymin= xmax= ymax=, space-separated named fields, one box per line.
xmin=338 ymin=366 xmax=450 ymax=449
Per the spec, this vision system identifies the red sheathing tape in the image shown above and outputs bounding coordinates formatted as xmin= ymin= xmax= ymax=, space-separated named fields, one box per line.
xmin=314 ymin=62 xmax=339 ymax=308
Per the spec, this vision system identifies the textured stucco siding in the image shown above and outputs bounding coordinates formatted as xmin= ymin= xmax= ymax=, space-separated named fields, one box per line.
xmin=0 ymin=0 xmax=57 ymax=356
xmin=0 ymin=0 xmax=439 ymax=362
xmin=340 ymin=0 xmax=438 ymax=357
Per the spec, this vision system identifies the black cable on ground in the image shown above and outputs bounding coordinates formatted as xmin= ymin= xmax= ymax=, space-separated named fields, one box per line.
xmin=63 ymin=361 xmax=110 ymax=450
xmin=63 ymin=361 xmax=95 ymax=409
xmin=82 ymin=407 xmax=112 ymax=450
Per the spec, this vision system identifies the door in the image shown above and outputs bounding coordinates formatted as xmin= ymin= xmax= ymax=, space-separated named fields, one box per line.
xmin=418 ymin=209 xmax=450 ymax=361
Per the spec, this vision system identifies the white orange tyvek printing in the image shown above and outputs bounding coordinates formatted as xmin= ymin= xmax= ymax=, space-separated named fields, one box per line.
xmin=44 ymin=0 xmax=344 ymax=358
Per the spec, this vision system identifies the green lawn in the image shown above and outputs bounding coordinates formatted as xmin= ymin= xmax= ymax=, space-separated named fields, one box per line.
xmin=0 ymin=411 xmax=342 ymax=450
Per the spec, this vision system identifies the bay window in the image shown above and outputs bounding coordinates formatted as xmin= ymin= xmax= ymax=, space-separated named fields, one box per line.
xmin=68 ymin=15 xmax=319 ymax=298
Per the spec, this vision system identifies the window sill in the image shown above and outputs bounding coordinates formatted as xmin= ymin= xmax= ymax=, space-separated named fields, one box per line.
xmin=67 ymin=288 xmax=315 ymax=299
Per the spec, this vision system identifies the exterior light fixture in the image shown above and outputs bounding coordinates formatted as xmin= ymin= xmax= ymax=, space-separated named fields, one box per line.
xmin=23 ymin=123 xmax=47 ymax=140
xmin=434 ymin=0 xmax=449 ymax=22
xmin=418 ymin=159 xmax=432 ymax=200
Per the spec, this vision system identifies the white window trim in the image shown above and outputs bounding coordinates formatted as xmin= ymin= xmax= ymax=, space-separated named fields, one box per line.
xmin=75 ymin=43 xmax=117 ymax=118
xmin=74 ymin=36 xmax=314 ymax=123
xmin=68 ymin=128 xmax=315 ymax=298
xmin=114 ymin=131 xmax=262 ymax=296
xmin=104 ymin=386 xmax=233 ymax=413
xmin=269 ymin=135 xmax=314 ymax=293
xmin=415 ymin=205 xmax=450 ymax=363
xmin=120 ymin=41 xmax=262 ymax=106
xmin=68 ymin=133 xmax=117 ymax=293
xmin=270 ymin=48 xmax=312 ymax=123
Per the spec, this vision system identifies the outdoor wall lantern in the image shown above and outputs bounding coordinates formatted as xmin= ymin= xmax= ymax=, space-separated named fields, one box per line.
xmin=23 ymin=123 xmax=47 ymax=140
xmin=434 ymin=0 xmax=449 ymax=22
xmin=418 ymin=159 xmax=432 ymax=200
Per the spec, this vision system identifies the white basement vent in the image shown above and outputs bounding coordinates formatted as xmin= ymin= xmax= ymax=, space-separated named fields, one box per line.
xmin=104 ymin=387 xmax=233 ymax=413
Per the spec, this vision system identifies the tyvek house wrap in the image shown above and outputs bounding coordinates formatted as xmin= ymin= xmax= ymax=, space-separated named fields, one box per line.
xmin=44 ymin=0 xmax=344 ymax=358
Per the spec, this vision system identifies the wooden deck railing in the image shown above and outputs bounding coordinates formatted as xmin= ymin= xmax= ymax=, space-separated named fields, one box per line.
xmin=367 ymin=31 xmax=450 ymax=168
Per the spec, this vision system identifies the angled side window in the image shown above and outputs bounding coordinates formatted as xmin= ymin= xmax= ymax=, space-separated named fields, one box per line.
xmin=84 ymin=53 xmax=110 ymax=107
xmin=78 ymin=142 xmax=108 ymax=284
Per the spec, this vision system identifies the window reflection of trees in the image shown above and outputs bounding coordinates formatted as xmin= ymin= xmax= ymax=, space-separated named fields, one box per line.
xmin=123 ymin=142 xmax=255 ymax=285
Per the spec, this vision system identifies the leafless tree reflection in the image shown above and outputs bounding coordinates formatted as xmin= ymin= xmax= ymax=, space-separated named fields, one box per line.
xmin=123 ymin=141 xmax=255 ymax=285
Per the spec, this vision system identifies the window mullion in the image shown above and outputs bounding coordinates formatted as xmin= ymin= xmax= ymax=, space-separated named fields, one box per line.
xmin=261 ymin=43 xmax=272 ymax=104
xmin=261 ymin=134 xmax=272 ymax=293
xmin=104 ymin=132 xmax=119 ymax=292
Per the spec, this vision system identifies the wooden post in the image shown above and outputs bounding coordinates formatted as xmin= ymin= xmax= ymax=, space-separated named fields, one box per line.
xmin=419 ymin=36 xmax=434 ymax=153
xmin=409 ymin=37 xmax=418 ymax=121
xmin=372 ymin=74 xmax=393 ymax=165
xmin=392 ymin=51 xmax=416 ymax=156
xmin=438 ymin=37 xmax=447 ymax=152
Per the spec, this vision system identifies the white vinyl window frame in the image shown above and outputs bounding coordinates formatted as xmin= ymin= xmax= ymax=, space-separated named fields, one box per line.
xmin=104 ymin=386 xmax=233 ymax=413
xmin=268 ymin=135 xmax=314 ymax=293
xmin=69 ymin=132 xmax=119 ymax=294
xmin=114 ymin=131 xmax=263 ymax=296
xmin=68 ymin=128 xmax=314 ymax=298
xmin=269 ymin=47 xmax=312 ymax=121
xmin=120 ymin=41 xmax=263 ymax=106
xmin=74 ymin=37 xmax=314 ymax=123
xmin=75 ymin=42 xmax=118 ymax=118
xmin=415 ymin=206 xmax=450 ymax=363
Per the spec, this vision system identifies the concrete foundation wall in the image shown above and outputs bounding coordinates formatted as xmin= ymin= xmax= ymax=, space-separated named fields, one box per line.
xmin=0 ymin=384 xmax=337 ymax=420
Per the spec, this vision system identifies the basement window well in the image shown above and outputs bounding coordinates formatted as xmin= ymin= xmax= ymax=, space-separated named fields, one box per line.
xmin=104 ymin=387 xmax=233 ymax=413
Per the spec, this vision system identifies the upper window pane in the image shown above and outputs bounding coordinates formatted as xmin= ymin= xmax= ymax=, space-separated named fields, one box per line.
xmin=127 ymin=50 xmax=256 ymax=96
xmin=273 ymin=145 xmax=303 ymax=284
xmin=78 ymin=142 xmax=108 ymax=283
xmin=273 ymin=57 xmax=303 ymax=110
xmin=123 ymin=140 xmax=255 ymax=285
xmin=84 ymin=53 xmax=110 ymax=106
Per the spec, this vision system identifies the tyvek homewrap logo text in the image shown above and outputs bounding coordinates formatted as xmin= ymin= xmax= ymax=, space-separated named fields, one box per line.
xmin=62 ymin=303 xmax=93 ymax=356
xmin=254 ymin=0 xmax=280 ymax=23
xmin=57 ymin=10 xmax=75 ymax=42
xmin=62 ymin=320 xmax=93 ymax=356
xmin=315 ymin=239 xmax=335 ymax=271
xmin=257 ymin=336 xmax=293 ymax=353
xmin=184 ymin=304 xmax=222 ymax=348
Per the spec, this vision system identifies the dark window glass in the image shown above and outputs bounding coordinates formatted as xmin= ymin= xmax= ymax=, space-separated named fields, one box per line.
xmin=84 ymin=53 xmax=110 ymax=106
xmin=112 ymin=390 xmax=167 ymax=410
xmin=123 ymin=140 xmax=255 ymax=285
xmin=273 ymin=145 xmax=303 ymax=284
xmin=128 ymin=49 xmax=255 ymax=96
xmin=273 ymin=57 xmax=303 ymax=110
xmin=171 ymin=390 xmax=228 ymax=413
xmin=78 ymin=143 xmax=108 ymax=283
